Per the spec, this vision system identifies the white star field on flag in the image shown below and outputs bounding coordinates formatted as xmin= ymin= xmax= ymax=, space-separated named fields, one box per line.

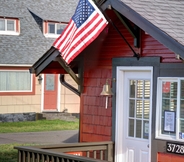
xmin=72 ymin=0 xmax=95 ymax=28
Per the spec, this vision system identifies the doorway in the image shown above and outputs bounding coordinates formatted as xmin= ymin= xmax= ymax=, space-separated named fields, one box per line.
xmin=115 ymin=67 xmax=153 ymax=162
xmin=43 ymin=74 xmax=59 ymax=111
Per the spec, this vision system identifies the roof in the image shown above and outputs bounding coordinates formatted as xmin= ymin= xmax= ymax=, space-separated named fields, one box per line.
xmin=110 ymin=0 xmax=184 ymax=59
xmin=27 ymin=0 xmax=78 ymax=22
xmin=0 ymin=0 xmax=78 ymax=65
xmin=120 ymin=0 xmax=184 ymax=46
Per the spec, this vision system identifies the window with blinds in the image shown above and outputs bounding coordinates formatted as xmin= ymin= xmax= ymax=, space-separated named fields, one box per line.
xmin=156 ymin=77 xmax=184 ymax=141
xmin=0 ymin=70 xmax=32 ymax=92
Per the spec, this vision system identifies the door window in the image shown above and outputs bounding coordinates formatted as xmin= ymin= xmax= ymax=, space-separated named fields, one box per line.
xmin=128 ymin=80 xmax=150 ymax=139
xmin=46 ymin=74 xmax=55 ymax=91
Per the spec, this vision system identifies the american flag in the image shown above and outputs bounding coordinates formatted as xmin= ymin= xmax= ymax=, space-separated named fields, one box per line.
xmin=53 ymin=0 xmax=108 ymax=64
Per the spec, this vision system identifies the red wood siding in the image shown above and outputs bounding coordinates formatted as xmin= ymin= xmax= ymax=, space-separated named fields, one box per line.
xmin=79 ymin=16 xmax=180 ymax=142
xmin=80 ymin=68 xmax=112 ymax=142
xmin=157 ymin=153 xmax=184 ymax=162
xmin=141 ymin=32 xmax=180 ymax=63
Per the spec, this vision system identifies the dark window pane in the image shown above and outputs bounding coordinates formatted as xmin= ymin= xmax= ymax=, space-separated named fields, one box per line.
xmin=0 ymin=19 xmax=5 ymax=30
xmin=136 ymin=120 xmax=142 ymax=138
xmin=130 ymin=80 xmax=135 ymax=98
xmin=180 ymin=119 xmax=184 ymax=132
xmin=57 ymin=24 xmax=64 ymax=34
xmin=129 ymin=99 xmax=135 ymax=117
xmin=48 ymin=23 xmax=55 ymax=34
xmin=7 ymin=20 xmax=14 ymax=31
xmin=129 ymin=119 xmax=134 ymax=137
xmin=143 ymin=121 xmax=149 ymax=139
xmin=180 ymin=100 xmax=184 ymax=118
xmin=181 ymin=80 xmax=184 ymax=99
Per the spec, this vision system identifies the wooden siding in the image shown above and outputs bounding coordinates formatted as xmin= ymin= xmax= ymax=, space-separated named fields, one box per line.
xmin=79 ymin=16 xmax=180 ymax=142
xmin=157 ymin=153 xmax=184 ymax=162
xmin=141 ymin=32 xmax=180 ymax=63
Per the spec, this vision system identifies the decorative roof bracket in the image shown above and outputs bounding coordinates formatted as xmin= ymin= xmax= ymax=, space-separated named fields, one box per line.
xmin=54 ymin=56 xmax=80 ymax=86
xmin=113 ymin=10 xmax=140 ymax=48
xmin=95 ymin=1 xmax=140 ymax=59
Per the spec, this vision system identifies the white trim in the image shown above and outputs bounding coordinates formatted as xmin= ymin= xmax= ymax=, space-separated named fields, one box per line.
xmin=41 ymin=74 xmax=44 ymax=112
xmin=44 ymin=22 xmax=67 ymax=38
xmin=0 ymin=31 xmax=19 ymax=35
xmin=115 ymin=66 xmax=153 ymax=162
xmin=57 ymin=74 xmax=61 ymax=112
xmin=155 ymin=77 xmax=184 ymax=142
xmin=0 ymin=64 xmax=32 ymax=67
xmin=44 ymin=33 xmax=60 ymax=38
xmin=0 ymin=18 xmax=20 ymax=35
xmin=155 ymin=77 xmax=177 ymax=139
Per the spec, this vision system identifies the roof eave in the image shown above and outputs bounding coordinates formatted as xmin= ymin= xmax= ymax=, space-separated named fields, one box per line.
xmin=29 ymin=47 xmax=60 ymax=76
xmin=110 ymin=0 xmax=184 ymax=59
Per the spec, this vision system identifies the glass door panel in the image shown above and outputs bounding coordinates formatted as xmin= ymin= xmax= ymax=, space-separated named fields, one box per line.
xmin=128 ymin=79 xmax=150 ymax=139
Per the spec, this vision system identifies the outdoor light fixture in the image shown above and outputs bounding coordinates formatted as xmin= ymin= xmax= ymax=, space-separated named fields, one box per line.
xmin=38 ymin=75 xmax=43 ymax=84
xmin=100 ymin=79 xmax=114 ymax=109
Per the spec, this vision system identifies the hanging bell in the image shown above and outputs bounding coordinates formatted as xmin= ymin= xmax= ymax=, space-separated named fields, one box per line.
xmin=100 ymin=81 xmax=114 ymax=96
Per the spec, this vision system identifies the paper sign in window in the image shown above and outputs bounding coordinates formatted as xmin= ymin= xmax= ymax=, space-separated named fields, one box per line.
xmin=164 ymin=110 xmax=175 ymax=132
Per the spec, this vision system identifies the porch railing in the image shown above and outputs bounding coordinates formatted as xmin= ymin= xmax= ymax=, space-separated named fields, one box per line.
xmin=14 ymin=141 xmax=114 ymax=162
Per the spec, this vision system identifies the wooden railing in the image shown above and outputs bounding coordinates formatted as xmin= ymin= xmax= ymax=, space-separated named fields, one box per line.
xmin=14 ymin=141 xmax=114 ymax=162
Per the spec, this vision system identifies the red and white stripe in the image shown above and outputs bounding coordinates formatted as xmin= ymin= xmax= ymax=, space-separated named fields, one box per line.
xmin=53 ymin=0 xmax=108 ymax=64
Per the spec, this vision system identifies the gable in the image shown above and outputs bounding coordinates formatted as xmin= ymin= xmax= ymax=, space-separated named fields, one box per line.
xmin=109 ymin=0 xmax=184 ymax=60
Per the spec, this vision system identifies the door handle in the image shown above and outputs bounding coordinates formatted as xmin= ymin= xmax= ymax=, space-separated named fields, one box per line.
xmin=147 ymin=144 xmax=149 ymax=148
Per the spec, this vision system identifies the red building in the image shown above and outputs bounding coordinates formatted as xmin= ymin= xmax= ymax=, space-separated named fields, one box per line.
xmin=29 ymin=0 xmax=184 ymax=162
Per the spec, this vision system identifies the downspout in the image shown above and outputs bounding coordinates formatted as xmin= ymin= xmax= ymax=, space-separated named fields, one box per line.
xmin=59 ymin=74 xmax=80 ymax=96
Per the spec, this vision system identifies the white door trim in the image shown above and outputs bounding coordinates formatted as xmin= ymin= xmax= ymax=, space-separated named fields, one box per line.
xmin=115 ymin=66 xmax=153 ymax=162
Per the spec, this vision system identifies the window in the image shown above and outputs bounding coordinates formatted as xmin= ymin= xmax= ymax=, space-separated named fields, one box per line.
xmin=0 ymin=17 xmax=19 ymax=35
xmin=156 ymin=77 xmax=184 ymax=141
xmin=0 ymin=70 xmax=34 ymax=94
xmin=44 ymin=21 xmax=67 ymax=38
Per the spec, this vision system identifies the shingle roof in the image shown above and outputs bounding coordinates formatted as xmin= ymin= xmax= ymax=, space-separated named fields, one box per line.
xmin=27 ymin=0 xmax=78 ymax=22
xmin=120 ymin=0 xmax=184 ymax=46
xmin=0 ymin=0 xmax=78 ymax=65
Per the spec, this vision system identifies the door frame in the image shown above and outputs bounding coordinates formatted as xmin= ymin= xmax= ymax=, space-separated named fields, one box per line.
xmin=115 ymin=66 xmax=153 ymax=162
xmin=41 ymin=74 xmax=61 ymax=112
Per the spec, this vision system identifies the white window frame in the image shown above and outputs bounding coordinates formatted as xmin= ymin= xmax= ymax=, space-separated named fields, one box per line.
xmin=0 ymin=70 xmax=33 ymax=92
xmin=156 ymin=77 xmax=184 ymax=141
xmin=0 ymin=18 xmax=19 ymax=35
xmin=44 ymin=21 xmax=67 ymax=38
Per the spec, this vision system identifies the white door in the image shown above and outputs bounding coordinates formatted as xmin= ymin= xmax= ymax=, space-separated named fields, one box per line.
xmin=115 ymin=67 xmax=153 ymax=162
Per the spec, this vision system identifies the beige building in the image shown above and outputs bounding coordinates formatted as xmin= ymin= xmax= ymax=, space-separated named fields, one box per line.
xmin=0 ymin=74 xmax=79 ymax=114
xmin=0 ymin=0 xmax=79 ymax=117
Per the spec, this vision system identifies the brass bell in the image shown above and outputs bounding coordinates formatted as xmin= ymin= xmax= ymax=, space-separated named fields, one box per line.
xmin=100 ymin=79 xmax=113 ymax=109
xmin=100 ymin=80 xmax=113 ymax=96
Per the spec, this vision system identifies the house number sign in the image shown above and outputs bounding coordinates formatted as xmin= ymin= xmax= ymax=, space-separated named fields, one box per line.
xmin=166 ymin=142 xmax=184 ymax=155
